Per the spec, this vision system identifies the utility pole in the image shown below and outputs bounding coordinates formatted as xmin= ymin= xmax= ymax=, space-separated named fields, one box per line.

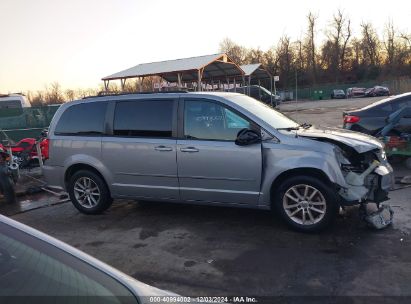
xmin=295 ymin=69 xmax=298 ymax=101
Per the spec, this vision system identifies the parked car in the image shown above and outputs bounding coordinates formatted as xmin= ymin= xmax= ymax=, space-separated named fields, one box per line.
xmin=364 ymin=86 xmax=390 ymax=97
xmin=346 ymin=87 xmax=366 ymax=98
xmin=343 ymin=92 xmax=411 ymax=135
xmin=0 ymin=214 xmax=180 ymax=302
xmin=331 ymin=89 xmax=346 ymax=99
xmin=44 ymin=92 xmax=393 ymax=232
xmin=228 ymin=85 xmax=280 ymax=106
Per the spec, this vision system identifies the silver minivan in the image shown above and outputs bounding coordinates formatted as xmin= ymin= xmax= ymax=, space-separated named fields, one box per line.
xmin=44 ymin=92 xmax=393 ymax=231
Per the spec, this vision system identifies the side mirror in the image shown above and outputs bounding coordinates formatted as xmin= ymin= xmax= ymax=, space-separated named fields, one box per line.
xmin=235 ymin=129 xmax=261 ymax=146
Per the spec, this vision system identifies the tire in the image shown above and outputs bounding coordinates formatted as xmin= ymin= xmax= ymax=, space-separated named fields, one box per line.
xmin=273 ymin=175 xmax=339 ymax=232
xmin=68 ymin=170 xmax=112 ymax=214
xmin=0 ymin=168 xmax=16 ymax=204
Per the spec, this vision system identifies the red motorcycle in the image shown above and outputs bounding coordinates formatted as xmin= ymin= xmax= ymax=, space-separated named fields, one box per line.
xmin=0 ymin=130 xmax=49 ymax=169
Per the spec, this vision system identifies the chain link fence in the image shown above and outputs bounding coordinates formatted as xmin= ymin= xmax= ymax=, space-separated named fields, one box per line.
xmin=0 ymin=105 xmax=60 ymax=143
xmin=288 ymin=77 xmax=411 ymax=100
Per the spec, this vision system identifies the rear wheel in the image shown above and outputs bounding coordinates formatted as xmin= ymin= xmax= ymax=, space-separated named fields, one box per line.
xmin=68 ymin=170 xmax=112 ymax=214
xmin=274 ymin=176 xmax=339 ymax=232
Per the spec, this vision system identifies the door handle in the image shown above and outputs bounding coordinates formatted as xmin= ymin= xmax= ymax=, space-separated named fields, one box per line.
xmin=180 ymin=147 xmax=199 ymax=153
xmin=154 ymin=145 xmax=173 ymax=152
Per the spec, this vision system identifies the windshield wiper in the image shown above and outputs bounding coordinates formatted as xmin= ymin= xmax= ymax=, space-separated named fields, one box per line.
xmin=277 ymin=126 xmax=300 ymax=131
xmin=299 ymin=123 xmax=312 ymax=129
xmin=277 ymin=123 xmax=312 ymax=131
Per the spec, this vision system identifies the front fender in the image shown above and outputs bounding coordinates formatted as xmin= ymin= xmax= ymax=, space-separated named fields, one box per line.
xmin=259 ymin=144 xmax=346 ymax=207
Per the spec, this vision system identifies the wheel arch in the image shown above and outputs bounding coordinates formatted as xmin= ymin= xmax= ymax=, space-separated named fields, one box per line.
xmin=269 ymin=167 xmax=335 ymax=208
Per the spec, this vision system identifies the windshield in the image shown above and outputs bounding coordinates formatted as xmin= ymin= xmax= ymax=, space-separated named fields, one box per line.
xmin=227 ymin=94 xmax=299 ymax=129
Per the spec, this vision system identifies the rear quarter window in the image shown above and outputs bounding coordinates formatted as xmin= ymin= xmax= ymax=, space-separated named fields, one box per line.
xmin=54 ymin=102 xmax=107 ymax=135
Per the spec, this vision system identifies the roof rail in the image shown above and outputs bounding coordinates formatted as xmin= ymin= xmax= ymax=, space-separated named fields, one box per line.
xmin=82 ymin=90 xmax=189 ymax=99
xmin=0 ymin=93 xmax=25 ymax=98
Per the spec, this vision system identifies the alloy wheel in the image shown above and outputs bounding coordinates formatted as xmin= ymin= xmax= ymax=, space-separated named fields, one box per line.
xmin=73 ymin=177 xmax=101 ymax=208
xmin=282 ymin=184 xmax=327 ymax=225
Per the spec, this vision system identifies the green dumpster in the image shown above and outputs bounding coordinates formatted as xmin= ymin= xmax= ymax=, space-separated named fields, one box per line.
xmin=312 ymin=90 xmax=324 ymax=100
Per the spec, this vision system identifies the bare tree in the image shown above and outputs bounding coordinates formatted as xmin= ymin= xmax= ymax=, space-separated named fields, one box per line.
xmin=340 ymin=16 xmax=351 ymax=73
xmin=65 ymin=89 xmax=75 ymax=101
xmin=322 ymin=10 xmax=351 ymax=81
xmin=219 ymin=38 xmax=248 ymax=64
xmin=303 ymin=12 xmax=318 ymax=84
xmin=44 ymin=82 xmax=65 ymax=104
xmin=275 ymin=35 xmax=296 ymax=89
xmin=383 ymin=20 xmax=397 ymax=68
xmin=245 ymin=48 xmax=265 ymax=64
xmin=263 ymin=48 xmax=280 ymax=78
xmin=360 ymin=22 xmax=381 ymax=66
xmin=27 ymin=91 xmax=45 ymax=107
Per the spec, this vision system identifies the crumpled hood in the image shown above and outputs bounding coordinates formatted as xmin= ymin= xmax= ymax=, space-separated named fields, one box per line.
xmin=297 ymin=127 xmax=383 ymax=153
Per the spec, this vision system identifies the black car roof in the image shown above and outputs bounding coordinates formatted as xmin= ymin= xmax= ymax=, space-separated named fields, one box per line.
xmin=360 ymin=92 xmax=411 ymax=111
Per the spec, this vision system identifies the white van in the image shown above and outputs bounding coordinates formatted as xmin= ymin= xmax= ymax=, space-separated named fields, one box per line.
xmin=0 ymin=93 xmax=31 ymax=109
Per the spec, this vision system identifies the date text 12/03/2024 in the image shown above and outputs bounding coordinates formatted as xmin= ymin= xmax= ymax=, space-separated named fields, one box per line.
xmin=148 ymin=296 xmax=258 ymax=303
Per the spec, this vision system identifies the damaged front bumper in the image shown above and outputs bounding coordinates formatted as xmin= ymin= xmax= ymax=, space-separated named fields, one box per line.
xmin=361 ymin=204 xmax=394 ymax=229
xmin=338 ymin=161 xmax=394 ymax=206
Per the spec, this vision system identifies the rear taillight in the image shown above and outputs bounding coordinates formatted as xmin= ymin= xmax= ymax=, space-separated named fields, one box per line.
xmin=41 ymin=138 xmax=50 ymax=160
xmin=344 ymin=115 xmax=360 ymax=123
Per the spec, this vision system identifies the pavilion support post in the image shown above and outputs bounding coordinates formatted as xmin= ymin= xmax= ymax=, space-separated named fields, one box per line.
xmin=177 ymin=73 xmax=182 ymax=89
xmin=233 ymin=77 xmax=236 ymax=92
xmin=104 ymin=80 xmax=109 ymax=91
xmin=120 ymin=78 xmax=127 ymax=91
xmin=226 ymin=77 xmax=230 ymax=91
xmin=197 ymin=69 xmax=202 ymax=92
xmin=248 ymin=76 xmax=251 ymax=96
xmin=218 ymin=80 xmax=221 ymax=91
xmin=139 ymin=77 xmax=144 ymax=92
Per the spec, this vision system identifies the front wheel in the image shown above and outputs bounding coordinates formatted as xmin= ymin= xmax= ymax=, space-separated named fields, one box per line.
xmin=68 ymin=170 xmax=112 ymax=214
xmin=274 ymin=176 xmax=339 ymax=232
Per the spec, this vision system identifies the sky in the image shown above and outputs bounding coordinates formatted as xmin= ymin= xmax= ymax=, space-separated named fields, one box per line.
xmin=0 ymin=0 xmax=410 ymax=93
